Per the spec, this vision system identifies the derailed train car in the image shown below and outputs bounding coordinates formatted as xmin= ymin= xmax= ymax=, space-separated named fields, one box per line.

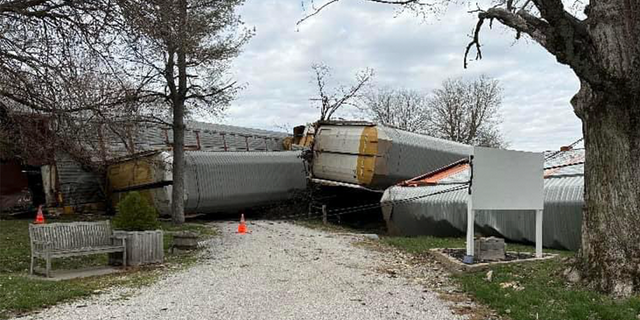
xmin=183 ymin=151 xmax=307 ymax=213
xmin=107 ymin=151 xmax=307 ymax=215
xmin=310 ymin=122 xmax=472 ymax=189
xmin=380 ymin=148 xmax=585 ymax=250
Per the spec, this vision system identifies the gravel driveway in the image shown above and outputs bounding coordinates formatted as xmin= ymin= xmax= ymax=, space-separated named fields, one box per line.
xmin=15 ymin=221 xmax=466 ymax=320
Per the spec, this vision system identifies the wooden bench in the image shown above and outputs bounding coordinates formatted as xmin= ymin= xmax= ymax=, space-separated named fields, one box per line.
xmin=29 ymin=221 xmax=126 ymax=277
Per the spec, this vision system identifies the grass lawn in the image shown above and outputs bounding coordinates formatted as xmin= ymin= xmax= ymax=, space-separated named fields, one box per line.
xmin=0 ymin=218 xmax=217 ymax=319
xmin=382 ymin=235 xmax=640 ymax=320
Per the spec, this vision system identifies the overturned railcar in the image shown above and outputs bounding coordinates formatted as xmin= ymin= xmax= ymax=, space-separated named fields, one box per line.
xmin=183 ymin=151 xmax=307 ymax=213
xmin=108 ymin=151 xmax=307 ymax=215
xmin=311 ymin=122 xmax=472 ymax=189
xmin=380 ymin=149 xmax=584 ymax=250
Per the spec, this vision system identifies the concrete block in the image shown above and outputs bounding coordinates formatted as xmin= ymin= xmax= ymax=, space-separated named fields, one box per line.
xmin=474 ymin=237 xmax=505 ymax=261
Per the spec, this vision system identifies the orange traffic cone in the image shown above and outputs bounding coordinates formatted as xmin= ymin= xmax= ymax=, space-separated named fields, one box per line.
xmin=34 ymin=205 xmax=45 ymax=224
xmin=237 ymin=213 xmax=247 ymax=234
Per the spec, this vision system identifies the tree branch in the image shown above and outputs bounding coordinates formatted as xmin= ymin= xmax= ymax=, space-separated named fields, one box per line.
xmin=464 ymin=7 xmax=555 ymax=68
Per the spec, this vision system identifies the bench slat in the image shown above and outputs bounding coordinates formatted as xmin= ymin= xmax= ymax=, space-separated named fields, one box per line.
xmin=30 ymin=221 xmax=121 ymax=253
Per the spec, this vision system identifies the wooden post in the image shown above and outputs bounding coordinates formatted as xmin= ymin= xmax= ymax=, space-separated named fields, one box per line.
xmin=536 ymin=209 xmax=543 ymax=258
xmin=322 ymin=205 xmax=327 ymax=225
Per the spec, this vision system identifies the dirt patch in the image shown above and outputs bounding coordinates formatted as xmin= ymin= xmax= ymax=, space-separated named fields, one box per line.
xmin=357 ymin=239 xmax=502 ymax=320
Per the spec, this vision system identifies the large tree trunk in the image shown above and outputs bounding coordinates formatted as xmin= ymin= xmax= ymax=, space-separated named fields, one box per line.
xmin=575 ymin=83 xmax=640 ymax=296
xmin=171 ymin=99 xmax=186 ymax=225
xmin=572 ymin=0 xmax=640 ymax=296
xmin=170 ymin=0 xmax=188 ymax=226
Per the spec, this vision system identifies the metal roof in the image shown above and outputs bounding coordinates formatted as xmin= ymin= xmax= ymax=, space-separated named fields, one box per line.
xmin=133 ymin=121 xmax=288 ymax=154
xmin=543 ymin=148 xmax=585 ymax=177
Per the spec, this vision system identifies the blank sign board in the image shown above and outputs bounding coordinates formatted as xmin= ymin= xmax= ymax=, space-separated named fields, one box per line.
xmin=471 ymin=147 xmax=544 ymax=210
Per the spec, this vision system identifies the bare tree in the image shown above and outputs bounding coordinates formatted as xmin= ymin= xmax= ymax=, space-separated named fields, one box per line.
xmin=301 ymin=0 xmax=640 ymax=295
xmin=0 ymin=1 xmax=148 ymax=169
xmin=429 ymin=76 xmax=506 ymax=148
xmin=0 ymin=1 xmax=117 ymax=108
xmin=117 ymin=0 xmax=252 ymax=224
xmin=311 ymin=62 xmax=374 ymax=121
xmin=360 ymin=87 xmax=430 ymax=133
xmin=360 ymin=80 xmax=506 ymax=147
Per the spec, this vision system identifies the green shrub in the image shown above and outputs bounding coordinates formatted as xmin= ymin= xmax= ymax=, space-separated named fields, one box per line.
xmin=112 ymin=192 xmax=160 ymax=231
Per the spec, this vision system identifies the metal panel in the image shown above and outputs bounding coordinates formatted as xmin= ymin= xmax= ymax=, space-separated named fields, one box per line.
xmin=314 ymin=126 xmax=369 ymax=154
xmin=108 ymin=121 xmax=288 ymax=155
xmin=313 ymin=152 xmax=360 ymax=184
xmin=378 ymin=127 xmax=472 ymax=187
xmin=198 ymin=131 xmax=226 ymax=151
xmin=248 ymin=136 xmax=267 ymax=151
xmin=55 ymin=153 xmax=103 ymax=205
xmin=108 ymin=150 xmax=305 ymax=216
xmin=107 ymin=152 xmax=171 ymax=191
xmin=183 ymin=151 xmax=307 ymax=214
xmin=472 ymin=147 xmax=544 ymax=210
xmin=266 ymin=138 xmax=284 ymax=151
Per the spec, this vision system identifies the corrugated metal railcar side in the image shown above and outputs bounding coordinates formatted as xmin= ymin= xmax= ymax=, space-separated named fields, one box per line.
xmin=380 ymin=151 xmax=585 ymax=250
xmin=312 ymin=123 xmax=471 ymax=189
xmin=184 ymin=151 xmax=307 ymax=214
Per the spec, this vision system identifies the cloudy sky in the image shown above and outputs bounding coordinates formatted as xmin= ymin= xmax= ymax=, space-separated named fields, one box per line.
xmin=219 ymin=0 xmax=582 ymax=152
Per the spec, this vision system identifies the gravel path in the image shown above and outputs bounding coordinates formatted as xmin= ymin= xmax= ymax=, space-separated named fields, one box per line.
xmin=15 ymin=221 xmax=466 ymax=320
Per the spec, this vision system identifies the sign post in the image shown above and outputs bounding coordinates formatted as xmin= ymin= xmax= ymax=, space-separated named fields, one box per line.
xmin=465 ymin=147 xmax=545 ymax=262
xmin=466 ymin=192 xmax=474 ymax=257
xmin=536 ymin=209 xmax=543 ymax=258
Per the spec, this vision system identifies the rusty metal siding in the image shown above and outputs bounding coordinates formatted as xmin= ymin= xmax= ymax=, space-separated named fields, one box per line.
xmin=183 ymin=151 xmax=307 ymax=214
xmin=107 ymin=152 xmax=171 ymax=191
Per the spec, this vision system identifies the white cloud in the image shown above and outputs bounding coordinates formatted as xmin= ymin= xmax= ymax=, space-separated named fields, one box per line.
xmin=219 ymin=0 xmax=582 ymax=152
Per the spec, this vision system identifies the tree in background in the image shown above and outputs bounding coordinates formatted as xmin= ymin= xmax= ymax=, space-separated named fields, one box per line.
xmin=361 ymin=87 xmax=430 ymax=133
xmin=428 ymin=76 xmax=506 ymax=148
xmin=311 ymin=62 xmax=374 ymax=121
xmin=302 ymin=0 xmax=640 ymax=295
xmin=360 ymin=77 xmax=506 ymax=148
xmin=118 ymin=0 xmax=252 ymax=224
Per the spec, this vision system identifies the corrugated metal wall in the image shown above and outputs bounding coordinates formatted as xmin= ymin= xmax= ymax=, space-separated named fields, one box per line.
xmin=55 ymin=153 xmax=104 ymax=205
xmin=381 ymin=149 xmax=584 ymax=250
xmin=183 ymin=151 xmax=307 ymax=214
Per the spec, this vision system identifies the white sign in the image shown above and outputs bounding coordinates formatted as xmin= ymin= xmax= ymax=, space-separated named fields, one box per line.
xmin=471 ymin=147 xmax=544 ymax=211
